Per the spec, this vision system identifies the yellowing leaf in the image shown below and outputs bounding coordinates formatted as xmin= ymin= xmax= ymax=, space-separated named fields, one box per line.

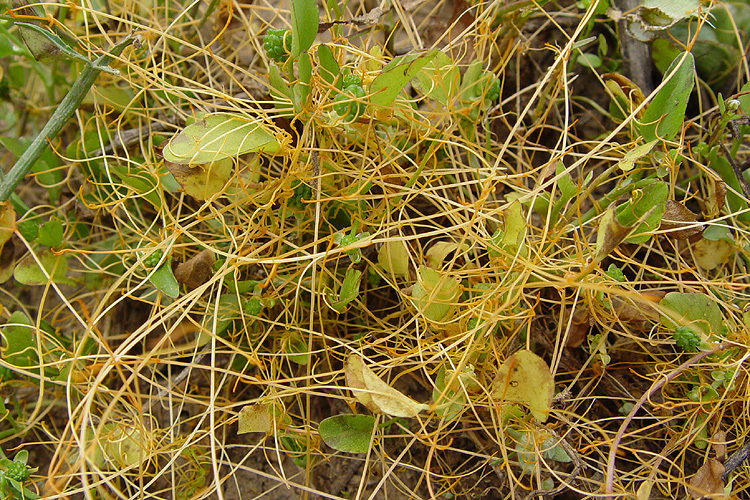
xmin=502 ymin=201 xmax=526 ymax=253
xmin=425 ymin=241 xmax=469 ymax=269
xmin=412 ymin=266 xmax=461 ymax=323
xmin=164 ymin=157 xmax=234 ymax=201
xmin=595 ymin=208 xmax=630 ymax=263
xmin=0 ymin=202 xmax=14 ymax=248
xmin=345 ymin=354 xmax=378 ymax=413
xmin=345 ymin=354 xmax=427 ymax=418
xmin=87 ymin=422 xmax=150 ymax=471
xmin=162 ymin=112 xmax=289 ymax=165
xmin=692 ymin=237 xmax=734 ymax=270
xmin=238 ymin=403 xmax=281 ymax=434
xmin=491 ymin=350 xmax=554 ymax=422
xmin=377 ymin=240 xmax=410 ymax=277
xmin=636 ymin=479 xmax=654 ymax=500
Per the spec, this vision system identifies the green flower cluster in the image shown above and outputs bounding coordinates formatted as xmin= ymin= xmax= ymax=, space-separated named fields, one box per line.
xmin=4 ymin=461 xmax=30 ymax=482
xmin=263 ymin=29 xmax=292 ymax=63
xmin=142 ymin=249 xmax=164 ymax=268
xmin=334 ymin=74 xmax=366 ymax=121
xmin=485 ymin=77 xmax=500 ymax=103
xmin=673 ymin=325 xmax=701 ymax=352
xmin=290 ymin=180 xmax=311 ymax=211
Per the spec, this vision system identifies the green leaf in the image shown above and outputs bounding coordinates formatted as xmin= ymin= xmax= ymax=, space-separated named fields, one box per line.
xmin=329 ymin=268 xmax=361 ymax=313
xmin=432 ymin=365 xmax=470 ymax=422
xmin=641 ymin=0 xmax=700 ymax=26
xmin=412 ymin=266 xmax=461 ymax=323
xmin=294 ymin=51 xmax=313 ymax=107
xmin=618 ymin=140 xmax=658 ymax=172
xmin=319 ymin=414 xmax=375 ymax=454
xmin=317 ymin=44 xmax=339 ymax=86
xmin=0 ymin=311 xmax=38 ymax=371
xmin=369 ymin=50 xmax=438 ymax=108
xmin=114 ymin=166 xmax=162 ymax=210
xmin=290 ymin=0 xmax=318 ymax=57
xmin=459 ymin=60 xmax=484 ymax=100
xmin=542 ymin=437 xmax=572 ymax=462
xmin=286 ymin=331 xmax=309 ymax=365
xmin=549 ymin=161 xmax=578 ymax=223
xmin=16 ymin=218 xmax=39 ymax=243
xmin=501 ymin=200 xmax=527 ymax=253
xmin=412 ymin=51 xmax=459 ymax=105
xmin=576 ymin=53 xmax=602 ymax=68
xmin=640 ymin=52 xmax=694 ymax=142
xmin=738 ymin=81 xmax=750 ymax=114
xmin=660 ymin=292 xmax=724 ymax=337
xmin=37 ymin=219 xmax=64 ymax=248
xmin=162 ymin=112 xmax=288 ymax=165
xmin=14 ymin=250 xmax=73 ymax=285
xmin=269 ymin=64 xmax=293 ymax=105
xmin=614 ymin=181 xmax=668 ymax=244
xmin=210 ymin=294 xmax=241 ymax=335
xmin=148 ymin=260 xmax=179 ymax=298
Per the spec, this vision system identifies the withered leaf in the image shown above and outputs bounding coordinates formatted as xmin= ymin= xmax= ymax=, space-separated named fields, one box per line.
xmin=704 ymin=176 xmax=726 ymax=218
xmin=174 ymin=249 xmax=214 ymax=290
xmin=688 ymin=458 xmax=724 ymax=499
xmin=660 ymin=200 xmax=702 ymax=240
xmin=345 ymin=354 xmax=428 ymax=418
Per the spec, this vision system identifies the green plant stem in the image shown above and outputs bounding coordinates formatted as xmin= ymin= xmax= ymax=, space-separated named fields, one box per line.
xmin=0 ymin=32 xmax=136 ymax=202
xmin=572 ymin=176 xmax=656 ymax=229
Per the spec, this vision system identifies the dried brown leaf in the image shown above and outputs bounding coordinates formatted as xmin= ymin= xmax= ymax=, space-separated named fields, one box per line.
xmin=688 ymin=458 xmax=724 ymax=499
xmin=705 ymin=176 xmax=726 ymax=218
xmin=174 ymin=249 xmax=214 ymax=290
xmin=660 ymin=200 xmax=702 ymax=239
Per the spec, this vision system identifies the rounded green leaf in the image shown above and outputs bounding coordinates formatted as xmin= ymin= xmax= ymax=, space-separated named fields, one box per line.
xmin=319 ymin=414 xmax=375 ymax=454
xmin=37 ymin=219 xmax=64 ymax=248
xmin=660 ymin=292 xmax=724 ymax=336
xmin=14 ymin=250 xmax=72 ymax=286
xmin=162 ymin=113 xmax=288 ymax=165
